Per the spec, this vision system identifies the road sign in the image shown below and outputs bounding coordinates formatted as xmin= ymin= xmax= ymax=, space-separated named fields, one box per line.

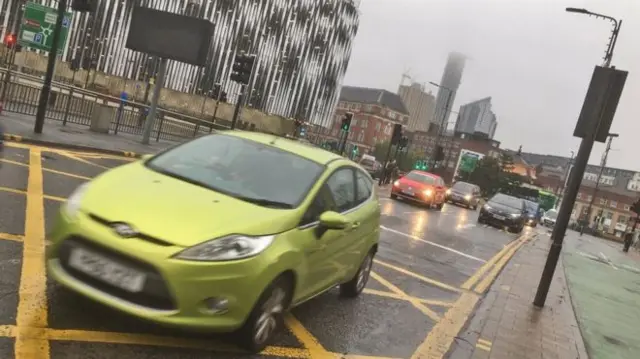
xmin=18 ymin=2 xmax=73 ymax=52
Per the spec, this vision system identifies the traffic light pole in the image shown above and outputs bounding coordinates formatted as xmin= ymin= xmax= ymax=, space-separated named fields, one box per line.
xmin=34 ymin=0 xmax=67 ymax=134
xmin=230 ymin=85 xmax=245 ymax=130
xmin=141 ymin=57 xmax=167 ymax=144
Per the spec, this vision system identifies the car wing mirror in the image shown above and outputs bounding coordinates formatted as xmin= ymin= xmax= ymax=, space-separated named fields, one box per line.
xmin=319 ymin=211 xmax=350 ymax=230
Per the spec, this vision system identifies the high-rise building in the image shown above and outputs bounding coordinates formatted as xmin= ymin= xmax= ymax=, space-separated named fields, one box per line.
xmin=455 ymin=97 xmax=498 ymax=139
xmin=0 ymin=0 xmax=360 ymax=127
xmin=432 ymin=52 xmax=466 ymax=131
xmin=397 ymin=82 xmax=435 ymax=133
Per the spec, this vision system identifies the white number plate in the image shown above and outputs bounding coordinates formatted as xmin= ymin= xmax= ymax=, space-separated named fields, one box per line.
xmin=69 ymin=248 xmax=146 ymax=292
xmin=493 ymin=215 xmax=506 ymax=221
xmin=402 ymin=190 xmax=414 ymax=195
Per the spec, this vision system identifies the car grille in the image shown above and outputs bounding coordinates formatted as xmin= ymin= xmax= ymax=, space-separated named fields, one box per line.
xmin=58 ymin=236 xmax=177 ymax=310
xmin=544 ymin=219 xmax=555 ymax=227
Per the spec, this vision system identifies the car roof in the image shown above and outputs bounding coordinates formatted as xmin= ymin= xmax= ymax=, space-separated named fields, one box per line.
xmin=223 ymin=131 xmax=345 ymax=165
xmin=410 ymin=170 xmax=441 ymax=179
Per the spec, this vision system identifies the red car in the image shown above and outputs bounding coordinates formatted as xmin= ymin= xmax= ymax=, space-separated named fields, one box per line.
xmin=390 ymin=170 xmax=447 ymax=210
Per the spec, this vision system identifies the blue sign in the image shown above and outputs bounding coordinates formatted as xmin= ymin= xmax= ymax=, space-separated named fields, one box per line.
xmin=34 ymin=33 xmax=42 ymax=44
xmin=62 ymin=16 xmax=71 ymax=28
xmin=120 ymin=91 xmax=128 ymax=101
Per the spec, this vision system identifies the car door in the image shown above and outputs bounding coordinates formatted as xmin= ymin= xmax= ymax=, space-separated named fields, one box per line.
xmin=296 ymin=183 xmax=343 ymax=300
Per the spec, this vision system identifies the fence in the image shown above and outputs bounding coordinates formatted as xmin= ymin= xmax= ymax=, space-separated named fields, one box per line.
xmin=0 ymin=69 xmax=235 ymax=142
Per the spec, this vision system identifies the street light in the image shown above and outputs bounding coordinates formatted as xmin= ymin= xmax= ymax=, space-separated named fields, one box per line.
xmin=565 ymin=7 xmax=622 ymax=67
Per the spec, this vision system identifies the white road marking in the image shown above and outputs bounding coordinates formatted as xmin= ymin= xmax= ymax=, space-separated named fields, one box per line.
xmin=380 ymin=225 xmax=486 ymax=263
xmin=599 ymin=252 xmax=618 ymax=270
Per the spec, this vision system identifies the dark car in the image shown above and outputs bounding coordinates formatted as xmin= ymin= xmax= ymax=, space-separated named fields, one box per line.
xmin=446 ymin=181 xmax=481 ymax=209
xmin=524 ymin=200 xmax=541 ymax=227
xmin=478 ymin=193 xmax=526 ymax=233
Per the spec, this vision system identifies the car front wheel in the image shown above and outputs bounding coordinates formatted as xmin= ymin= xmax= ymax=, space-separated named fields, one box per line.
xmin=340 ymin=250 xmax=374 ymax=298
xmin=237 ymin=276 xmax=292 ymax=353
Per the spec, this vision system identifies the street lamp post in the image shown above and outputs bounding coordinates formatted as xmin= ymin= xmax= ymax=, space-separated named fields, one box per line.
xmin=580 ymin=133 xmax=619 ymax=235
xmin=533 ymin=7 xmax=623 ymax=308
xmin=429 ymin=81 xmax=454 ymax=170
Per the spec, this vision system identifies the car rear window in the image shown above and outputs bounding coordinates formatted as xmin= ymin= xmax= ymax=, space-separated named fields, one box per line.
xmin=405 ymin=172 xmax=436 ymax=185
xmin=490 ymin=193 xmax=523 ymax=210
xmin=452 ymin=182 xmax=475 ymax=192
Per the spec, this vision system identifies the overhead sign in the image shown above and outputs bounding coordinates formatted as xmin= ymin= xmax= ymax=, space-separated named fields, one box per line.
xmin=454 ymin=149 xmax=484 ymax=176
xmin=18 ymin=2 xmax=72 ymax=52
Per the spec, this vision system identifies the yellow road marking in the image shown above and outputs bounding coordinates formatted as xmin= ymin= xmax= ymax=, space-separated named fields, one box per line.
xmin=0 ymin=325 xmax=15 ymax=337
xmin=45 ymin=328 xmax=307 ymax=358
xmin=58 ymin=151 xmax=110 ymax=170
xmin=476 ymin=342 xmax=491 ymax=351
xmin=15 ymin=148 xmax=50 ymax=359
xmin=474 ymin=235 xmax=531 ymax=294
xmin=44 ymin=194 xmax=65 ymax=202
xmin=374 ymin=259 xmax=461 ymax=293
xmin=285 ymin=314 xmax=333 ymax=358
xmin=0 ymin=233 xmax=24 ymax=242
xmin=363 ymin=289 xmax=454 ymax=307
xmin=477 ymin=338 xmax=492 ymax=347
xmin=410 ymin=234 xmax=532 ymax=359
xmin=461 ymin=236 xmax=524 ymax=290
xmin=371 ymin=272 xmax=441 ymax=322
xmin=338 ymin=355 xmax=403 ymax=359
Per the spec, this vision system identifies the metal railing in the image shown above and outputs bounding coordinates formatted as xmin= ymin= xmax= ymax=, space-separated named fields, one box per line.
xmin=0 ymin=69 xmax=234 ymax=142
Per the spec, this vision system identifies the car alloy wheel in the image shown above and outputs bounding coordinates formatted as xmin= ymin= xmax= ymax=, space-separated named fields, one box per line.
xmin=253 ymin=286 xmax=286 ymax=345
xmin=356 ymin=253 xmax=373 ymax=292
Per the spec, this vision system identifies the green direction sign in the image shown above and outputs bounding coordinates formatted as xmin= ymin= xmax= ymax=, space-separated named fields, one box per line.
xmin=18 ymin=2 xmax=72 ymax=52
xmin=459 ymin=153 xmax=480 ymax=173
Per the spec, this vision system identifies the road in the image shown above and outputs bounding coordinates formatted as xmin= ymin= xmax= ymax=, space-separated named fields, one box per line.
xmin=0 ymin=141 xmax=534 ymax=359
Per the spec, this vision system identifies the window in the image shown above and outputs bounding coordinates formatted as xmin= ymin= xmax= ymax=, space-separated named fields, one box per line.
xmin=624 ymin=204 xmax=631 ymax=211
xmin=587 ymin=195 xmax=592 ymax=201
xmin=389 ymin=112 xmax=397 ymax=120
xmin=364 ymin=104 xmax=373 ymax=112
xmin=326 ymin=168 xmax=356 ymax=212
xmin=610 ymin=200 xmax=618 ymax=208
xmin=600 ymin=198 xmax=607 ymax=205
xmin=300 ymin=185 xmax=334 ymax=226
xmin=355 ymin=170 xmax=373 ymax=205
xmin=577 ymin=193 xmax=582 ymax=199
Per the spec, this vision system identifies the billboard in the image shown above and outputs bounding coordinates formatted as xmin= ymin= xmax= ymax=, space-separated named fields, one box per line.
xmin=125 ymin=6 xmax=214 ymax=67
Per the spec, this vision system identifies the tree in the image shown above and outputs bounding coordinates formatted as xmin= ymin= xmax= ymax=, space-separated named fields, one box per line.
xmin=498 ymin=153 xmax=522 ymax=195
xmin=465 ymin=156 xmax=502 ymax=198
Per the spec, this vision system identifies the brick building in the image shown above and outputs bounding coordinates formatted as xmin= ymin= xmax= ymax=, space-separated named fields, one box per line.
xmin=305 ymin=86 xmax=409 ymax=154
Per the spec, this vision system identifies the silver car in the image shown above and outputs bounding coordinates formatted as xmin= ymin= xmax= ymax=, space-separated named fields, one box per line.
xmin=541 ymin=209 xmax=558 ymax=228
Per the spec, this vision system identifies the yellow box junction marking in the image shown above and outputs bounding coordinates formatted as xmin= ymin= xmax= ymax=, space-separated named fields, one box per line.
xmin=371 ymin=272 xmax=441 ymax=322
xmin=476 ymin=338 xmax=492 ymax=352
xmin=374 ymin=259 xmax=461 ymax=293
xmin=15 ymin=148 xmax=50 ymax=359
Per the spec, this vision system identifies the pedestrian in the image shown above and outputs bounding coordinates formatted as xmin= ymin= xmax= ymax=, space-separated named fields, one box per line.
xmin=623 ymin=228 xmax=633 ymax=253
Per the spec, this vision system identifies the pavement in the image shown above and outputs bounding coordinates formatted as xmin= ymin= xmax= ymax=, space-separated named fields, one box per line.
xmin=0 ymin=139 xmax=539 ymax=359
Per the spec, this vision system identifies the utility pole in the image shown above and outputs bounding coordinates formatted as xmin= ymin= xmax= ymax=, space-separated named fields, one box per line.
xmin=533 ymin=7 xmax=626 ymax=308
xmin=580 ymin=133 xmax=618 ymax=235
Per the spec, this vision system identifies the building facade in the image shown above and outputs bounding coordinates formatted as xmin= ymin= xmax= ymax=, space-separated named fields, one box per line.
xmin=306 ymin=85 xmax=409 ymax=154
xmin=398 ymin=82 xmax=435 ymax=133
xmin=0 ymin=0 xmax=360 ymax=127
xmin=432 ymin=51 xmax=466 ymax=131
xmin=455 ymin=97 xmax=498 ymax=139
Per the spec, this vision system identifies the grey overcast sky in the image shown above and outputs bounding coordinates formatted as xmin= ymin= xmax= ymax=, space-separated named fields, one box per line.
xmin=342 ymin=0 xmax=639 ymax=171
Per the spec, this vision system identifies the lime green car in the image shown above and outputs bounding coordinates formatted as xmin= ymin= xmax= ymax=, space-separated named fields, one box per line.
xmin=46 ymin=131 xmax=380 ymax=352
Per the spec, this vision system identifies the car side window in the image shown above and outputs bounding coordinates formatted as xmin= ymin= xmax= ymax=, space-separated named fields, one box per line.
xmin=300 ymin=184 xmax=335 ymax=226
xmin=355 ymin=170 xmax=373 ymax=205
xmin=326 ymin=167 xmax=357 ymax=212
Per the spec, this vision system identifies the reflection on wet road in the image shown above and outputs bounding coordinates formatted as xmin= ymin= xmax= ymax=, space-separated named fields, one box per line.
xmin=0 ymin=141 xmax=529 ymax=359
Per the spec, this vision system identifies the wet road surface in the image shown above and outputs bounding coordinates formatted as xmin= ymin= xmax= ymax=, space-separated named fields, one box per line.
xmin=0 ymin=142 xmax=531 ymax=358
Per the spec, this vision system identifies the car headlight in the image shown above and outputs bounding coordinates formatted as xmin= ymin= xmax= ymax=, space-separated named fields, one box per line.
xmin=423 ymin=189 xmax=433 ymax=196
xmin=464 ymin=194 xmax=471 ymax=200
xmin=483 ymin=204 xmax=491 ymax=210
xmin=510 ymin=213 xmax=521 ymax=218
xmin=393 ymin=180 xmax=400 ymax=187
xmin=174 ymin=234 xmax=275 ymax=261
xmin=64 ymin=183 xmax=89 ymax=219
xmin=446 ymin=189 xmax=451 ymax=195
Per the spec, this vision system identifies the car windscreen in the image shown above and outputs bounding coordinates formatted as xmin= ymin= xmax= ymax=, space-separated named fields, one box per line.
xmin=545 ymin=210 xmax=558 ymax=219
xmin=405 ymin=172 xmax=436 ymax=185
xmin=452 ymin=182 xmax=475 ymax=193
xmin=490 ymin=193 xmax=523 ymax=210
xmin=146 ymin=134 xmax=324 ymax=208
xmin=524 ymin=200 xmax=539 ymax=213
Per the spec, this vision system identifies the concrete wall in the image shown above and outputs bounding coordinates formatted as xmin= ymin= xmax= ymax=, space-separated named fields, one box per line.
xmin=10 ymin=50 xmax=294 ymax=135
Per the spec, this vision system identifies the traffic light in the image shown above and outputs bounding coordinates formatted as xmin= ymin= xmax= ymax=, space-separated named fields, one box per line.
xmin=398 ymin=136 xmax=409 ymax=150
xmin=230 ymin=54 xmax=256 ymax=85
xmin=435 ymin=145 xmax=445 ymax=161
xmin=341 ymin=112 xmax=353 ymax=131
xmin=352 ymin=145 xmax=359 ymax=157
xmin=391 ymin=123 xmax=403 ymax=144
xmin=71 ymin=0 xmax=96 ymax=12
xmin=4 ymin=33 xmax=16 ymax=49
xmin=414 ymin=159 xmax=428 ymax=171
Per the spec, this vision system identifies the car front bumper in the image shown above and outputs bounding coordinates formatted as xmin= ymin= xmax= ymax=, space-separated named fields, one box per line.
xmin=479 ymin=211 xmax=523 ymax=228
xmin=391 ymin=188 xmax=435 ymax=205
xmin=46 ymin=210 xmax=275 ymax=332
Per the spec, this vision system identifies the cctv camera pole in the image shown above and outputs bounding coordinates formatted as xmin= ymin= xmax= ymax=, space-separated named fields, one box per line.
xmin=141 ymin=57 xmax=167 ymax=144
xmin=34 ymin=0 xmax=67 ymax=134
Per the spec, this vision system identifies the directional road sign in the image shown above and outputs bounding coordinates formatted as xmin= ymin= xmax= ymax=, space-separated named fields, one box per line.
xmin=18 ymin=2 xmax=73 ymax=52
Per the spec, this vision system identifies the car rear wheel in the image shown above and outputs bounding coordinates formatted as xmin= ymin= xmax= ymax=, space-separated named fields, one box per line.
xmin=237 ymin=275 xmax=292 ymax=353
xmin=340 ymin=250 xmax=374 ymax=298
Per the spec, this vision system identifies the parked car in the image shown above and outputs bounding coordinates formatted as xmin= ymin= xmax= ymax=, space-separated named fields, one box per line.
xmin=46 ymin=132 xmax=380 ymax=352
xmin=445 ymin=181 xmax=481 ymax=209
xmin=478 ymin=193 xmax=527 ymax=233
xmin=390 ymin=170 xmax=447 ymax=210
xmin=358 ymin=154 xmax=380 ymax=178
xmin=541 ymin=208 xmax=558 ymax=228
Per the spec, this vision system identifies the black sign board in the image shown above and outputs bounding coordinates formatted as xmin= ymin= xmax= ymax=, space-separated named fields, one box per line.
xmin=573 ymin=66 xmax=628 ymax=143
xmin=126 ymin=6 xmax=214 ymax=67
